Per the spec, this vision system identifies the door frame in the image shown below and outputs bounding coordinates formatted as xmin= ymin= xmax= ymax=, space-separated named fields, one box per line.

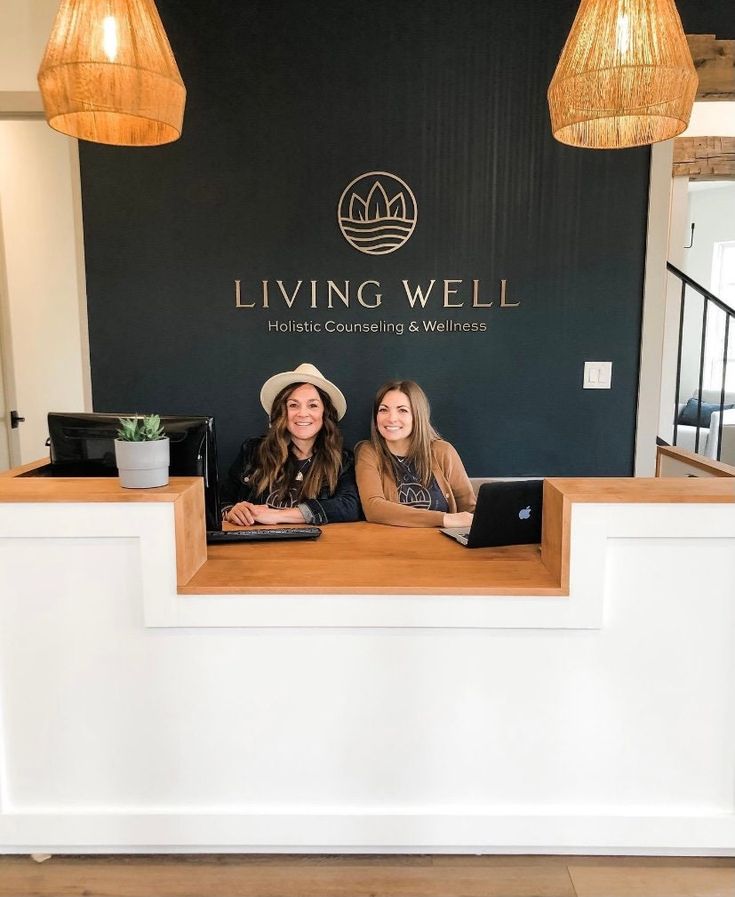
xmin=0 ymin=228 xmax=15 ymax=468
xmin=0 ymin=91 xmax=92 ymax=468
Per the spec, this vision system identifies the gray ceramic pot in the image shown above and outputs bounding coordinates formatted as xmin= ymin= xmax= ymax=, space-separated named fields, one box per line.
xmin=114 ymin=437 xmax=170 ymax=488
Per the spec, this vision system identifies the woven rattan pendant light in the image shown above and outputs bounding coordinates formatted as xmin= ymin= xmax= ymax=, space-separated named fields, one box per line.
xmin=38 ymin=0 xmax=186 ymax=146
xmin=548 ymin=0 xmax=697 ymax=149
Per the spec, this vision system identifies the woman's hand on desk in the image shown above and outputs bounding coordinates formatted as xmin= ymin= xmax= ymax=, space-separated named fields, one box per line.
xmin=225 ymin=501 xmax=259 ymax=526
xmin=225 ymin=502 xmax=307 ymax=526
xmin=442 ymin=511 xmax=474 ymax=528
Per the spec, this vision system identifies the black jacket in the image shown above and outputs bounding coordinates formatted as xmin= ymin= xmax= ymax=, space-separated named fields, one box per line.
xmin=220 ymin=437 xmax=361 ymax=525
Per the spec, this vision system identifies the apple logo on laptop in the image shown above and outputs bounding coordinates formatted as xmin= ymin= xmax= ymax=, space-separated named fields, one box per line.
xmin=518 ymin=506 xmax=532 ymax=520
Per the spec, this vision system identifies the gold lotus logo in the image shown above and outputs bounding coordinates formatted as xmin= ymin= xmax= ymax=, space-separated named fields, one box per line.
xmin=400 ymin=484 xmax=431 ymax=508
xmin=338 ymin=171 xmax=417 ymax=255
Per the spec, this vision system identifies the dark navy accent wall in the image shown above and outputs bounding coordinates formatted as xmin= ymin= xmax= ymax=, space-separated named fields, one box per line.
xmin=78 ymin=0 xmax=729 ymax=478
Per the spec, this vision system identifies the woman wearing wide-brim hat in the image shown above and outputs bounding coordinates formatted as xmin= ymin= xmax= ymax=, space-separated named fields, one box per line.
xmin=220 ymin=363 xmax=361 ymax=526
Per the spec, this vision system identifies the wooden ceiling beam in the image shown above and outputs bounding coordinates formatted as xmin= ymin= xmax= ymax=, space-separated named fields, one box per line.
xmin=687 ymin=34 xmax=735 ymax=100
xmin=672 ymin=37 xmax=735 ymax=179
xmin=673 ymin=137 xmax=735 ymax=180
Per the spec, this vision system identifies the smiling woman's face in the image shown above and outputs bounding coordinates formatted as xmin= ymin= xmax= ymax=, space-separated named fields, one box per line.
xmin=285 ymin=383 xmax=324 ymax=442
xmin=376 ymin=389 xmax=413 ymax=452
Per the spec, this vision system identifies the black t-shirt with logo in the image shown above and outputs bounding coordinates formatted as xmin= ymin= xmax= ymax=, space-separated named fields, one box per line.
xmin=392 ymin=456 xmax=449 ymax=513
xmin=264 ymin=457 xmax=312 ymax=508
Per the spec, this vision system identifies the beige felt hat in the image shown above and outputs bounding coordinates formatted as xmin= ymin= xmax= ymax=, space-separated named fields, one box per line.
xmin=260 ymin=363 xmax=347 ymax=420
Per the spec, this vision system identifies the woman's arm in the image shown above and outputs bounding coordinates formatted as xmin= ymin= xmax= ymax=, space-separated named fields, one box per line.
xmin=226 ymin=502 xmax=307 ymax=526
xmin=355 ymin=442 xmax=446 ymax=527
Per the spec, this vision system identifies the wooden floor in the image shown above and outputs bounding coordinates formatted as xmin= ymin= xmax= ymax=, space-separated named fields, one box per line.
xmin=0 ymin=854 xmax=734 ymax=897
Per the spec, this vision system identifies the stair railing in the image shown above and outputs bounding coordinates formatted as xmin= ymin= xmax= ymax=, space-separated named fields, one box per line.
xmin=667 ymin=262 xmax=735 ymax=461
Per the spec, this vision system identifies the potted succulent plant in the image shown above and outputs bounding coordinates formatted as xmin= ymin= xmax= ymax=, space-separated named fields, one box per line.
xmin=114 ymin=414 xmax=170 ymax=488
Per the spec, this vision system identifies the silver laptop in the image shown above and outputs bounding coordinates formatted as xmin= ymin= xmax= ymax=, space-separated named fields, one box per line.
xmin=441 ymin=479 xmax=543 ymax=548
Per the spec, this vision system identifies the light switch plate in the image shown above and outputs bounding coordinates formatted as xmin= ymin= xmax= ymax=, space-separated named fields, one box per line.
xmin=583 ymin=361 xmax=612 ymax=389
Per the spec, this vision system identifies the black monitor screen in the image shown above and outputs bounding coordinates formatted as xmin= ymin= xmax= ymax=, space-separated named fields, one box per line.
xmin=46 ymin=412 xmax=220 ymax=530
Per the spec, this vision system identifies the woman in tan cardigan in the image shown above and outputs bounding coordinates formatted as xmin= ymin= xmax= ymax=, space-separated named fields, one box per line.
xmin=355 ymin=380 xmax=476 ymax=527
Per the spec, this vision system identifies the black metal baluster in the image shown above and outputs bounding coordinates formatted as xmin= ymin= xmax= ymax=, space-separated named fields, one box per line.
xmin=673 ymin=279 xmax=686 ymax=447
xmin=666 ymin=263 xmax=735 ymax=458
xmin=694 ymin=297 xmax=708 ymax=454
xmin=717 ymin=314 xmax=730 ymax=462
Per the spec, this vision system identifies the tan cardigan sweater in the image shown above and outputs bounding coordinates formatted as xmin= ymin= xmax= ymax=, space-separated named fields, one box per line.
xmin=355 ymin=439 xmax=476 ymax=527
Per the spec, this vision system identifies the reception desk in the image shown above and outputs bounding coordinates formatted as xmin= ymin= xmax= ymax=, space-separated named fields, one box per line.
xmin=0 ymin=460 xmax=734 ymax=854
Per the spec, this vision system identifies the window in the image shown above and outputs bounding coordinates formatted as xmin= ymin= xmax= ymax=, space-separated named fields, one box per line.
xmin=712 ymin=241 xmax=735 ymax=305
xmin=703 ymin=242 xmax=735 ymax=392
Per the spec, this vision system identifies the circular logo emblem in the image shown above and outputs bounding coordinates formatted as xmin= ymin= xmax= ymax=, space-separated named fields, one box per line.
xmin=337 ymin=171 xmax=417 ymax=255
xmin=397 ymin=481 xmax=432 ymax=509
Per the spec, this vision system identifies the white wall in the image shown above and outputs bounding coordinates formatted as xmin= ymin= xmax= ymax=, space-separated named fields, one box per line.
xmin=635 ymin=144 xmax=677 ymax=472
xmin=685 ymin=184 xmax=735 ymax=290
xmin=0 ymin=0 xmax=58 ymax=93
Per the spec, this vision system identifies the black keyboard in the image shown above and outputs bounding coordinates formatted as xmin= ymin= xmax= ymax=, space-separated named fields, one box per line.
xmin=207 ymin=526 xmax=322 ymax=544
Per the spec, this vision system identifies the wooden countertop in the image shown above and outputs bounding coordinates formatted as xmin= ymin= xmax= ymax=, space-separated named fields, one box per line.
xmin=0 ymin=472 xmax=203 ymax=502
xmin=184 ymin=522 xmax=561 ymax=595
xmin=656 ymin=445 xmax=735 ymax=478
xmin=1 ymin=460 xmax=733 ymax=596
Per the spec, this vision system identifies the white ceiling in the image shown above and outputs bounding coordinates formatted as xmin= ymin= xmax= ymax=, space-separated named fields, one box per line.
xmin=681 ymin=101 xmax=735 ymax=138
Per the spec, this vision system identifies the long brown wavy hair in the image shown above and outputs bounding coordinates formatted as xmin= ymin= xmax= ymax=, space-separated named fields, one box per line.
xmin=370 ymin=380 xmax=440 ymax=488
xmin=250 ymin=383 xmax=344 ymax=502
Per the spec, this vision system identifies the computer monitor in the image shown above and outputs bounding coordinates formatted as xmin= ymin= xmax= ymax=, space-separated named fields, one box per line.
xmin=46 ymin=412 xmax=221 ymax=530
